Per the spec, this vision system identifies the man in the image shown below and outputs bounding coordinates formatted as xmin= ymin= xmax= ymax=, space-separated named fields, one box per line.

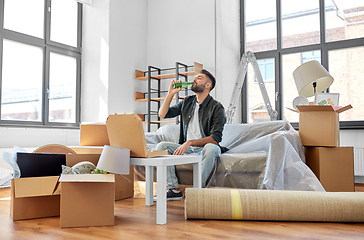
xmin=156 ymin=69 xmax=227 ymax=201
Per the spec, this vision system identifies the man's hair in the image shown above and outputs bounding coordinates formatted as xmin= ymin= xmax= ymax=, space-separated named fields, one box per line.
xmin=200 ymin=69 xmax=216 ymax=91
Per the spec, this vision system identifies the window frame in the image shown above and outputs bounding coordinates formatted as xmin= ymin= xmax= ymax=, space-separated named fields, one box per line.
xmin=241 ymin=0 xmax=364 ymax=129
xmin=0 ymin=0 xmax=82 ymax=128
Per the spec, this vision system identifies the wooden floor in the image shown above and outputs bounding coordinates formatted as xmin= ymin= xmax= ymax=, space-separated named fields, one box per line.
xmin=1 ymin=185 xmax=364 ymax=240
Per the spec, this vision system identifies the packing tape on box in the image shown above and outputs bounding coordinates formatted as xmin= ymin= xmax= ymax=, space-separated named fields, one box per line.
xmin=184 ymin=188 xmax=364 ymax=222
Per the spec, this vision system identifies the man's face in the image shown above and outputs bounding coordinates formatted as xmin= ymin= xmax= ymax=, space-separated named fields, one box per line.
xmin=191 ymin=74 xmax=209 ymax=93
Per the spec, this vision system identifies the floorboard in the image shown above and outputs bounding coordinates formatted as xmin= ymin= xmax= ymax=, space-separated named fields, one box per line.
xmin=0 ymin=185 xmax=363 ymax=239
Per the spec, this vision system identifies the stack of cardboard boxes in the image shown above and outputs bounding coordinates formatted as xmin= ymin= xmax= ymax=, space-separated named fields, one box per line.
xmin=297 ymin=104 xmax=354 ymax=192
xmin=10 ymin=122 xmax=134 ymax=228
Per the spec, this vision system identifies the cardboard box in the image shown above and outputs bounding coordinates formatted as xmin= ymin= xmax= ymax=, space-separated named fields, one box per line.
xmin=59 ymin=174 xmax=115 ymax=228
xmin=297 ymin=105 xmax=352 ymax=147
xmin=305 ymin=146 xmax=354 ymax=192
xmin=80 ymin=123 xmax=110 ymax=146
xmin=67 ymin=147 xmax=134 ymax=201
xmin=11 ymin=176 xmax=60 ymax=221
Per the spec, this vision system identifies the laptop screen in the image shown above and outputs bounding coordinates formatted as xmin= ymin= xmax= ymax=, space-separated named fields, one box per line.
xmin=17 ymin=152 xmax=66 ymax=178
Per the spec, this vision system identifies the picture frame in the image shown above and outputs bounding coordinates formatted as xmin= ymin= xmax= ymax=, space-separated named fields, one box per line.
xmin=314 ymin=93 xmax=340 ymax=106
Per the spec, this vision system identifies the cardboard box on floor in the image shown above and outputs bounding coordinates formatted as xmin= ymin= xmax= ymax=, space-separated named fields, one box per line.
xmin=296 ymin=104 xmax=352 ymax=147
xmin=305 ymin=146 xmax=354 ymax=192
xmin=80 ymin=123 xmax=110 ymax=146
xmin=11 ymin=176 xmax=60 ymax=221
xmin=59 ymin=174 xmax=115 ymax=228
xmin=68 ymin=146 xmax=134 ymax=201
xmin=10 ymin=144 xmax=132 ymax=222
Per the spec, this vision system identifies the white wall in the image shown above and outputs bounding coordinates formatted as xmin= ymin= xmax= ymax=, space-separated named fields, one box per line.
xmin=108 ymin=0 xmax=148 ymax=115
xmin=145 ymin=0 xmax=241 ymax=123
xmin=82 ymin=0 xmax=147 ymax=121
xmin=81 ymin=0 xmax=110 ymax=122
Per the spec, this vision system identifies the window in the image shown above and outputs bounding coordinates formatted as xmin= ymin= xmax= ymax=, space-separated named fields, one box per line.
xmin=245 ymin=0 xmax=277 ymax=52
xmin=0 ymin=0 xmax=82 ymax=127
xmin=301 ymin=50 xmax=321 ymax=64
xmin=242 ymin=0 xmax=364 ymax=128
xmin=256 ymin=59 xmax=274 ymax=82
xmin=248 ymin=58 xmax=276 ymax=123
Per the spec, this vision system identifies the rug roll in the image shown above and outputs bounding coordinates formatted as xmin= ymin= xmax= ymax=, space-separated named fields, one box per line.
xmin=184 ymin=188 xmax=364 ymax=222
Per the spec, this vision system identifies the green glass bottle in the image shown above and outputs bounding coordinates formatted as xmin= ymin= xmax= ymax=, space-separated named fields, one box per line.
xmin=172 ymin=81 xmax=194 ymax=89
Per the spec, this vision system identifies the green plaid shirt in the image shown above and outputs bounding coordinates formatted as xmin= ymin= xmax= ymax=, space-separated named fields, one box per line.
xmin=164 ymin=94 xmax=228 ymax=153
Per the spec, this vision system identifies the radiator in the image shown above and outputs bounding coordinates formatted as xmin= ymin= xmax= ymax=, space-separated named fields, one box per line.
xmin=0 ymin=168 xmax=12 ymax=179
xmin=354 ymin=147 xmax=364 ymax=176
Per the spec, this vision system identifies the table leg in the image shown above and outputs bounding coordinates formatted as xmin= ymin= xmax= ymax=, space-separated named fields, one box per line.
xmin=156 ymin=166 xmax=167 ymax=225
xmin=145 ymin=165 xmax=153 ymax=206
xmin=193 ymin=161 xmax=202 ymax=188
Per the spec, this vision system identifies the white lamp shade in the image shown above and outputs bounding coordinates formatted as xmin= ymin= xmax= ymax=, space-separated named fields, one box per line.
xmin=97 ymin=145 xmax=130 ymax=175
xmin=293 ymin=60 xmax=334 ymax=98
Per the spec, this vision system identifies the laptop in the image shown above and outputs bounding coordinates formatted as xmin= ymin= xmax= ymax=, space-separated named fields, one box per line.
xmin=17 ymin=152 xmax=66 ymax=178
xmin=106 ymin=113 xmax=168 ymax=158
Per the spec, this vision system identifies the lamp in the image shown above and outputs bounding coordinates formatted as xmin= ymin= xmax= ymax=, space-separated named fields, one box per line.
xmin=293 ymin=60 xmax=334 ymax=98
xmin=97 ymin=145 xmax=130 ymax=175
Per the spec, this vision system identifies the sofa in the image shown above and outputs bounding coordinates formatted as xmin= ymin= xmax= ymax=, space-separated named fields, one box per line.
xmin=140 ymin=120 xmax=324 ymax=191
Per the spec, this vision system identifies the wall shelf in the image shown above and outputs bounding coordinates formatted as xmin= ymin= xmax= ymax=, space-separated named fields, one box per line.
xmin=135 ymin=62 xmax=202 ymax=131
xmin=135 ymin=62 xmax=202 ymax=81
xmin=135 ymin=91 xmax=185 ymax=102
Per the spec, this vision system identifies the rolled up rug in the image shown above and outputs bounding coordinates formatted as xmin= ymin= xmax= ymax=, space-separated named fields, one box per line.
xmin=185 ymin=188 xmax=364 ymax=222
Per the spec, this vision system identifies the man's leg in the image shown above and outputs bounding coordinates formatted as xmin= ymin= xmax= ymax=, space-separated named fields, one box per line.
xmin=155 ymin=141 xmax=181 ymax=189
xmin=200 ymin=143 xmax=221 ymax=187
xmin=156 ymin=141 xmax=193 ymax=201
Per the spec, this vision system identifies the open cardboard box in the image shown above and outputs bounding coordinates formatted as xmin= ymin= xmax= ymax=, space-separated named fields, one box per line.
xmin=11 ymin=176 xmax=60 ymax=221
xmin=67 ymin=146 xmax=134 ymax=201
xmin=32 ymin=144 xmax=133 ymax=201
xmin=289 ymin=104 xmax=352 ymax=147
xmin=59 ymin=174 xmax=115 ymax=228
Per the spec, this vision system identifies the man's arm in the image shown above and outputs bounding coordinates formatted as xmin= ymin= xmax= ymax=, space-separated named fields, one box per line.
xmin=173 ymin=136 xmax=217 ymax=155
xmin=159 ymin=80 xmax=182 ymax=118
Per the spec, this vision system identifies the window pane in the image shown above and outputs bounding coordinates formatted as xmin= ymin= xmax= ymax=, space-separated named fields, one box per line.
xmin=1 ymin=40 xmax=43 ymax=121
xmin=50 ymin=0 xmax=78 ymax=47
xmin=49 ymin=53 xmax=77 ymax=123
xmin=245 ymin=0 xmax=277 ymax=52
xmin=282 ymin=50 xmax=321 ymax=122
xmin=265 ymin=62 xmax=274 ymax=79
xmin=326 ymin=0 xmax=364 ymax=42
xmin=282 ymin=0 xmax=320 ymax=48
xmin=329 ymin=46 xmax=364 ymax=121
xmin=247 ymin=58 xmax=276 ymax=123
xmin=4 ymin=0 xmax=44 ymax=38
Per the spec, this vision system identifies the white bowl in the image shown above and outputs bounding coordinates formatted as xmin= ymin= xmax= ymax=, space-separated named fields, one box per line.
xmin=292 ymin=96 xmax=309 ymax=110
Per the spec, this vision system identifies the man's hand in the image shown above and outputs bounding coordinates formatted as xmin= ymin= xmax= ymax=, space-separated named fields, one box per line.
xmin=173 ymin=141 xmax=191 ymax=155
xmin=173 ymin=137 xmax=218 ymax=155
xmin=159 ymin=80 xmax=182 ymax=118
xmin=168 ymin=79 xmax=182 ymax=95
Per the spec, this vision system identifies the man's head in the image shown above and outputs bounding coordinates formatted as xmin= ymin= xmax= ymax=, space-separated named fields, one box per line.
xmin=191 ymin=69 xmax=216 ymax=93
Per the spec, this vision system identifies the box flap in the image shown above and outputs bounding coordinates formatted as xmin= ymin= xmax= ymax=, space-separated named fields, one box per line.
xmin=66 ymin=153 xmax=101 ymax=167
xmin=69 ymin=146 xmax=104 ymax=154
xmin=296 ymin=104 xmax=352 ymax=113
xmin=335 ymin=104 xmax=353 ymax=114
xmin=106 ymin=113 xmax=149 ymax=157
xmin=59 ymin=174 xmax=115 ymax=183
xmin=14 ymin=176 xmax=60 ymax=198
xmin=297 ymin=105 xmax=335 ymax=112
xmin=286 ymin=107 xmax=299 ymax=113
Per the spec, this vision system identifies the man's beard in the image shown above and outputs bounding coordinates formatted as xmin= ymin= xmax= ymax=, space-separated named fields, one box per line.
xmin=191 ymin=82 xmax=206 ymax=93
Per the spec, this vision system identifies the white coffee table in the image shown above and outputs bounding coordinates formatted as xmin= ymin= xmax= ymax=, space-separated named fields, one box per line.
xmin=130 ymin=154 xmax=201 ymax=225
